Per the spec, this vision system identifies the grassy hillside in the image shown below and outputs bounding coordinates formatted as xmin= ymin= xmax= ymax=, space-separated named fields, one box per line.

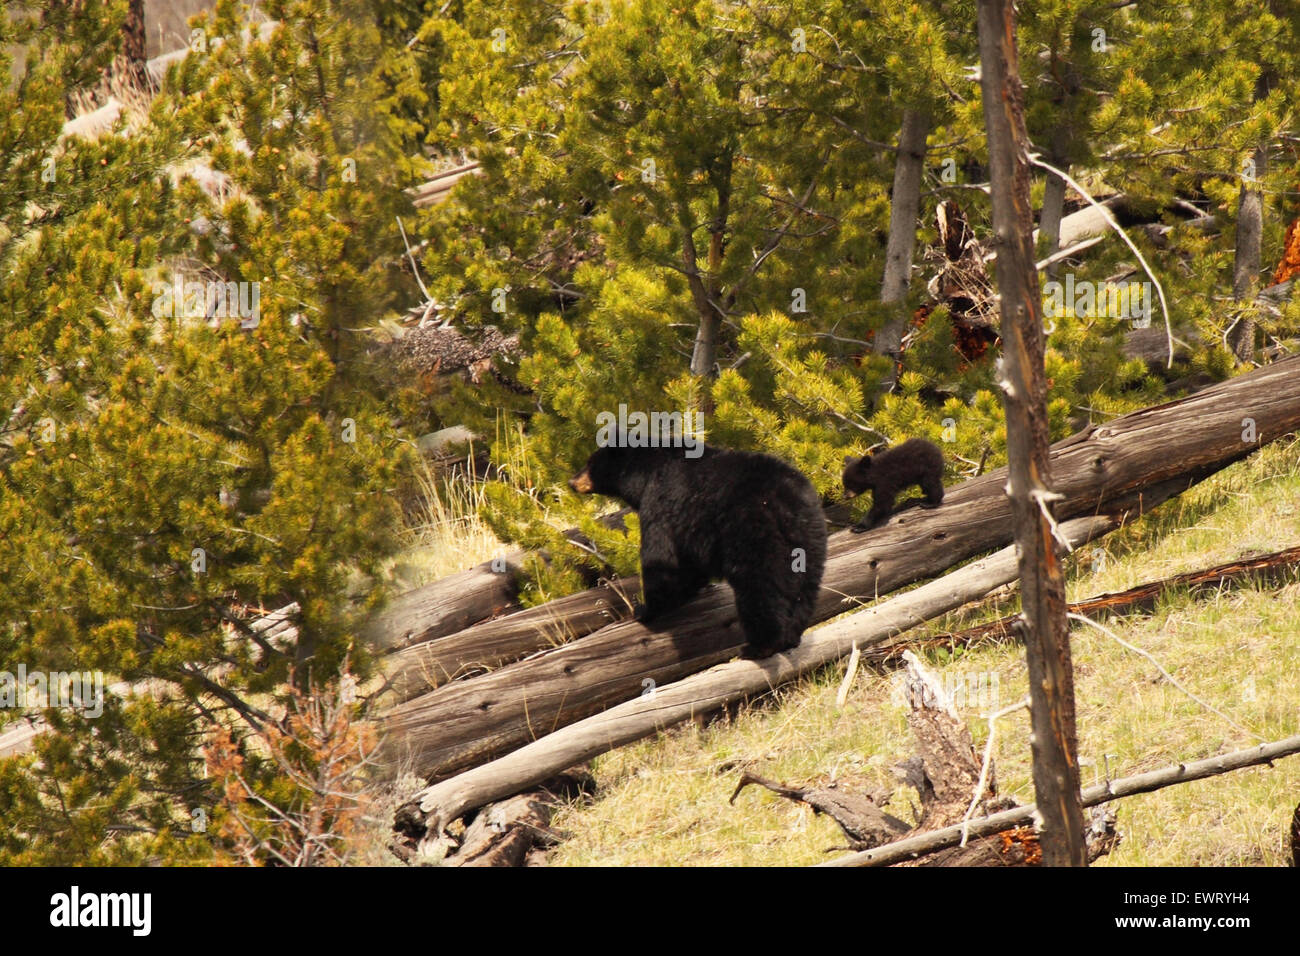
xmin=536 ymin=438 xmax=1300 ymax=866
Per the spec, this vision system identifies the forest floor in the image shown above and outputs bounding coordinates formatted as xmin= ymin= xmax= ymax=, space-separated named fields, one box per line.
xmin=391 ymin=435 xmax=1300 ymax=866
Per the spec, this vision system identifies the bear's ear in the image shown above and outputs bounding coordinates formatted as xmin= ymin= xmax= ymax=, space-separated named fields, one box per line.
xmin=843 ymin=454 xmax=857 ymax=467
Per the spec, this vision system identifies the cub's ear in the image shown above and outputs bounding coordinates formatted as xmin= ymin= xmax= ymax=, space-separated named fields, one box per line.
xmin=843 ymin=454 xmax=858 ymax=467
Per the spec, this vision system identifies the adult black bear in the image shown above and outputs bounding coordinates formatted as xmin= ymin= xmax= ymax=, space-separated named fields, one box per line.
xmin=842 ymin=437 xmax=945 ymax=532
xmin=569 ymin=443 xmax=827 ymax=658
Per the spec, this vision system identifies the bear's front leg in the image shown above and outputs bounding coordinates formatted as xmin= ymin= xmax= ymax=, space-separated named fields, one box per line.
xmin=636 ymin=523 xmax=691 ymax=622
xmin=852 ymin=496 xmax=894 ymax=533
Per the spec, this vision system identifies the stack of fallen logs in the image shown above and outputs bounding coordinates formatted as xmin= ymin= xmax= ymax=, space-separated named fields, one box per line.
xmin=372 ymin=356 xmax=1300 ymax=865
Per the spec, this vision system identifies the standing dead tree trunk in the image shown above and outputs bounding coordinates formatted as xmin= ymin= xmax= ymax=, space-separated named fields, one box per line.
xmin=381 ymin=355 xmax=1300 ymax=785
xmin=1037 ymin=124 xmax=1073 ymax=280
xmin=687 ymin=154 xmax=734 ymax=386
xmin=1229 ymin=42 xmax=1278 ymax=364
xmin=875 ymin=109 xmax=932 ymax=391
xmin=978 ymin=0 xmax=1085 ymax=865
xmin=1230 ymin=141 xmax=1267 ymax=364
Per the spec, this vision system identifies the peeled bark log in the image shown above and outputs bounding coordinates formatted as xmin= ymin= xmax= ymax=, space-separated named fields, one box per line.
xmin=382 ymin=356 xmax=1300 ymax=785
xmin=367 ymin=555 xmax=525 ymax=656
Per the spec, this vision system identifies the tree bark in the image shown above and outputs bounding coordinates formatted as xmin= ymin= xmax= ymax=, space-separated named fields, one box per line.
xmin=874 ymin=108 xmax=931 ymax=390
xmin=978 ymin=0 xmax=1085 ymax=866
xmin=687 ymin=156 xmax=733 ymax=382
xmin=1037 ymin=125 xmax=1072 ymax=280
xmin=366 ymin=553 xmax=525 ymax=655
xmin=382 ymin=576 xmax=639 ymax=702
xmin=382 ymin=353 xmax=1300 ymax=785
xmin=1230 ymin=142 xmax=1267 ymax=363
xmin=366 ymin=508 xmax=631 ymax=654
xmin=917 ymin=544 xmax=1300 ymax=651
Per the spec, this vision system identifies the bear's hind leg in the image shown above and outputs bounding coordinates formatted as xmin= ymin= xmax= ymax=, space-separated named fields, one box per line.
xmin=730 ymin=581 xmax=803 ymax=658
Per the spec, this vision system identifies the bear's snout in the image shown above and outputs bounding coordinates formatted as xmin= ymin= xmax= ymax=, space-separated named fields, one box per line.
xmin=569 ymin=468 xmax=594 ymax=494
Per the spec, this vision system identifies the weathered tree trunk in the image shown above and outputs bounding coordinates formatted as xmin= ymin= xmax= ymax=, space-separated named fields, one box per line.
xmin=1035 ymin=194 xmax=1125 ymax=250
xmin=889 ymin=651 xmax=1115 ymax=866
xmin=1037 ymin=126 xmax=1073 ymax=280
xmin=1230 ymin=141 xmax=1267 ymax=363
xmin=978 ymin=0 xmax=1085 ymax=866
xmin=367 ymin=509 xmax=631 ymax=654
xmin=367 ymin=554 xmax=524 ymax=655
xmin=382 ymin=576 xmax=639 ymax=702
xmin=400 ymin=770 xmax=592 ymax=867
xmin=1230 ymin=40 xmax=1279 ymax=363
xmin=874 ymin=108 xmax=931 ymax=390
xmin=123 ymin=0 xmax=147 ymax=83
xmin=730 ymin=680 xmax=1120 ymax=864
xmin=382 ymin=353 xmax=1300 ymax=787
xmin=687 ymin=157 xmax=733 ymax=384
xmin=919 ymin=544 xmax=1300 ymax=651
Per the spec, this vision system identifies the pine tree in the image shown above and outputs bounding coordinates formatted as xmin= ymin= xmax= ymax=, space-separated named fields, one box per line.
xmin=0 ymin=0 xmax=424 ymax=863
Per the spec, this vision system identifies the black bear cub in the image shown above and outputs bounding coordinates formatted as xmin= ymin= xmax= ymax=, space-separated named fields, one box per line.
xmin=569 ymin=444 xmax=827 ymax=658
xmin=842 ymin=437 xmax=945 ymax=532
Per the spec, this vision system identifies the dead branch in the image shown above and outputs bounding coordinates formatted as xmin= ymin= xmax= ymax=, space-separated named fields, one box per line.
xmin=821 ymin=733 xmax=1300 ymax=866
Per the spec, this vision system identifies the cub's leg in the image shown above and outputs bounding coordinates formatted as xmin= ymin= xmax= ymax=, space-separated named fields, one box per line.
xmin=852 ymin=488 xmax=896 ymax=533
xmin=920 ymin=471 xmax=945 ymax=507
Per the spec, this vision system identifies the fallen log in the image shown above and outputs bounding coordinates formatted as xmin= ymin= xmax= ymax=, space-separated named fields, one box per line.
xmin=729 ymin=772 xmax=912 ymax=848
xmin=409 ymin=162 xmax=482 ymax=209
xmin=367 ymin=555 xmax=525 ymax=655
xmin=383 ymin=355 xmax=1300 ymax=784
xmin=820 ymin=732 xmax=1300 ymax=866
xmin=367 ymin=509 xmax=632 ymax=655
xmin=382 ymin=576 xmax=640 ymax=702
xmin=402 ymin=534 xmax=1300 ymax=842
xmin=904 ymin=543 xmax=1300 ymax=654
xmin=372 ymin=497 xmax=854 ymax=662
xmin=400 ymin=769 xmax=592 ymax=867
xmin=395 ymin=515 xmax=1117 ymax=842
